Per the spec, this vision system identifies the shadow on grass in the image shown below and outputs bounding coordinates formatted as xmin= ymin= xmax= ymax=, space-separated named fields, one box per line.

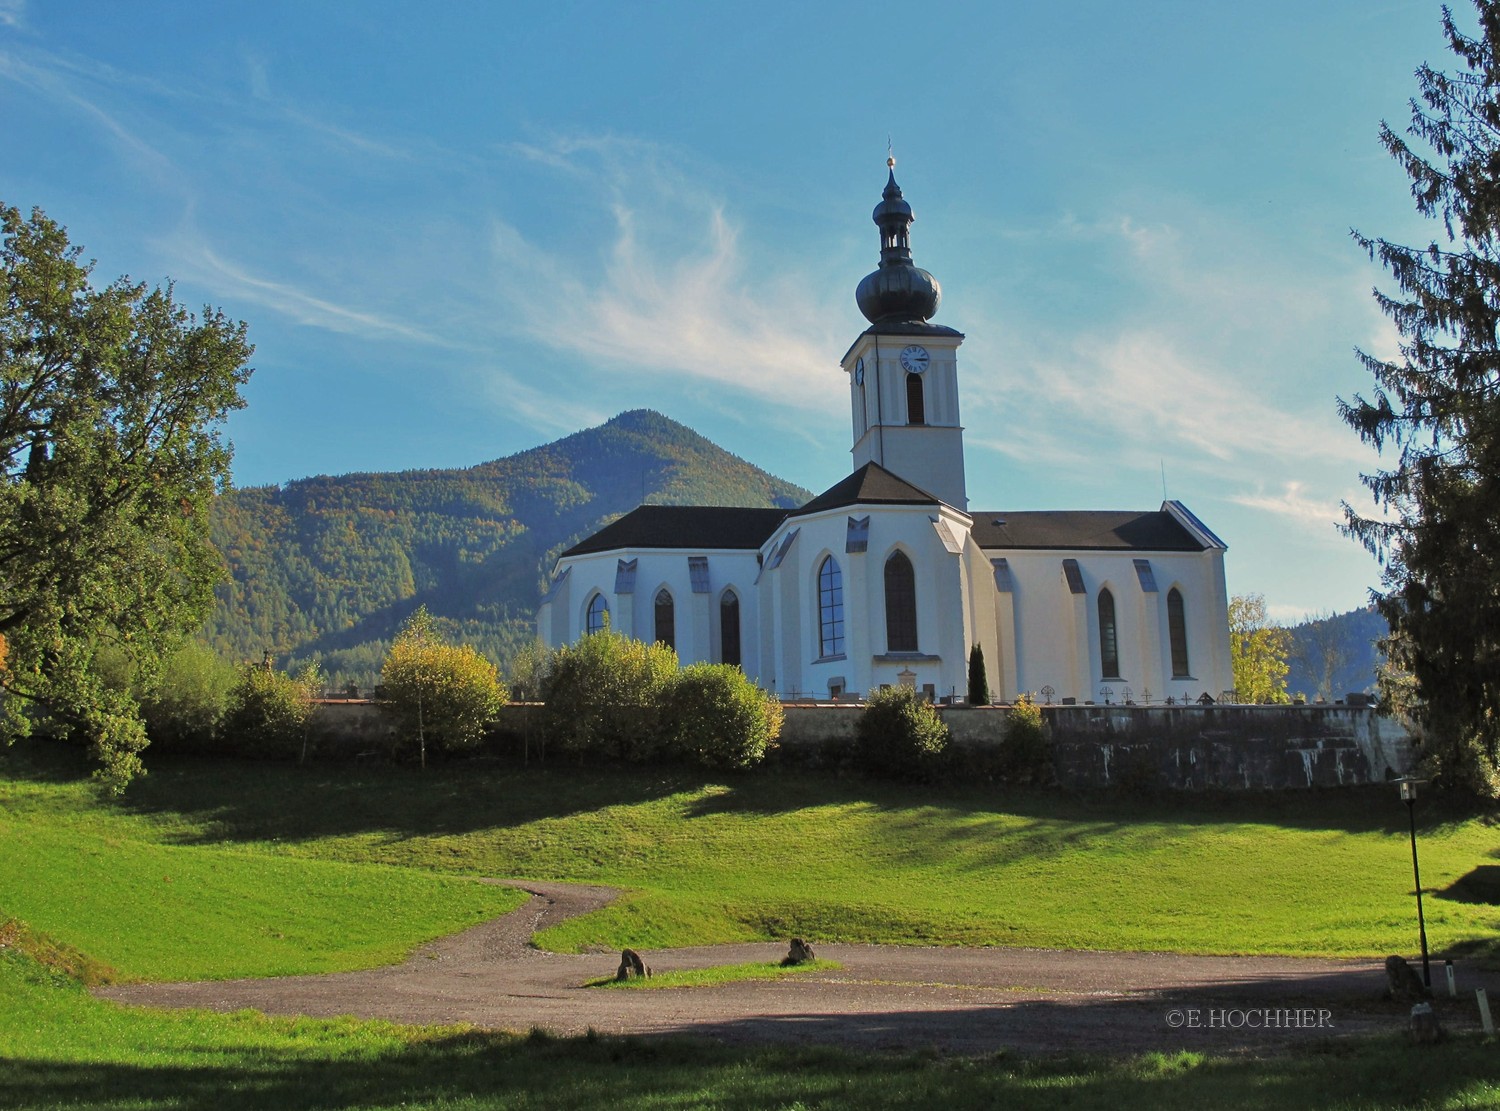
xmin=4 ymin=1021 xmax=1498 ymax=1111
xmin=4 ymin=738 xmax=1487 ymax=852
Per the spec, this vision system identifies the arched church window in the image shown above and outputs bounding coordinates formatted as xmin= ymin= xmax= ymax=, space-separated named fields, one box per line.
xmin=654 ymin=588 xmax=675 ymax=650
xmin=586 ymin=593 xmax=609 ymax=635
xmin=818 ymin=556 xmax=845 ymax=658
xmin=884 ymin=550 xmax=918 ymax=652
xmin=1098 ymin=588 xmax=1120 ymax=679
xmin=906 ymin=372 xmax=925 ymax=425
xmin=720 ymin=589 xmax=741 ymax=667
xmin=1168 ymin=588 xmax=1191 ymax=678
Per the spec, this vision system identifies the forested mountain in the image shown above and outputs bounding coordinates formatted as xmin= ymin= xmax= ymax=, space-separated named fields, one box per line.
xmin=1284 ymin=605 xmax=1387 ymax=701
xmin=203 ymin=410 xmax=811 ymax=688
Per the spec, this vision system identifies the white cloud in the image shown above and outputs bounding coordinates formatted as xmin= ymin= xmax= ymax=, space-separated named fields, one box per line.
xmin=1229 ymin=481 xmax=1347 ymax=533
xmin=0 ymin=0 xmax=24 ymax=29
xmin=483 ymin=138 xmax=847 ymax=412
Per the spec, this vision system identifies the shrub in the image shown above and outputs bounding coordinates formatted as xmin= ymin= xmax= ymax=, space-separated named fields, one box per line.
xmin=380 ymin=607 xmax=507 ymax=767
xmin=854 ymin=686 xmax=951 ymax=781
xmin=222 ymin=660 xmax=322 ymax=760
xmin=997 ymin=695 xmax=1052 ymax=783
xmin=539 ymin=625 xmax=677 ymax=762
xmin=665 ymin=663 xmax=783 ymax=770
xmin=139 ymin=641 xmax=239 ymax=752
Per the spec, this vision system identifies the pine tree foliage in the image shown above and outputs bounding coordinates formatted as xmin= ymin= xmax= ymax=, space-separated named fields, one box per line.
xmin=1342 ymin=2 xmax=1500 ymax=795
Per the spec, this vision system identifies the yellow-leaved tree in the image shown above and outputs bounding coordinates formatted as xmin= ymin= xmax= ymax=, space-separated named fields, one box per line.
xmin=1229 ymin=593 xmax=1293 ymax=704
xmin=380 ymin=606 xmax=506 ymax=768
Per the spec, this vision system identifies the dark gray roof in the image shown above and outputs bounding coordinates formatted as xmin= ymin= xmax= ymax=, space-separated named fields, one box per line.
xmin=788 ymin=462 xmax=941 ymax=518
xmin=970 ymin=510 xmax=1208 ymax=552
xmin=559 ymin=505 xmax=787 ymax=558
xmin=841 ymin=322 xmax=965 ymax=364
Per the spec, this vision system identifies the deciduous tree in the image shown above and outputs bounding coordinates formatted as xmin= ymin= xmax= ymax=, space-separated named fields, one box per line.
xmin=380 ymin=606 xmax=507 ymax=767
xmin=1342 ymin=2 xmax=1500 ymax=795
xmin=1229 ymin=594 xmax=1292 ymax=704
xmin=0 ymin=204 xmax=252 ymax=790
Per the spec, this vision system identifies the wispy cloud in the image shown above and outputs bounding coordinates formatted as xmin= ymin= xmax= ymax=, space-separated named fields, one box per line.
xmin=484 ymin=137 xmax=847 ymax=411
xmin=0 ymin=0 xmax=25 ymax=29
xmin=166 ymin=233 xmax=454 ymax=347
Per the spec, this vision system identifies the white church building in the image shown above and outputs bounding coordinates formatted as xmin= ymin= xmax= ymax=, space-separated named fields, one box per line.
xmin=538 ymin=165 xmax=1234 ymax=705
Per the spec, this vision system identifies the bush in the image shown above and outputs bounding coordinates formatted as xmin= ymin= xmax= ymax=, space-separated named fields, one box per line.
xmin=665 ymin=663 xmax=783 ymax=770
xmin=539 ymin=625 xmax=677 ymax=762
xmin=139 ymin=641 xmax=239 ymax=752
xmin=222 ymin=661 xmax=321 ymax=760
xmin=380 ymin=607 xmax=507 ymax=767
xmin=854 ymin=686 xmax=950 ymax=781
xmin=996 ymin=695 xmax=1052 ymax=783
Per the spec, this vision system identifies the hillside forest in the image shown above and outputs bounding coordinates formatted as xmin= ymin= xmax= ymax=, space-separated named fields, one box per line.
xmin=202 ymin=410 xmax=810 ymax=689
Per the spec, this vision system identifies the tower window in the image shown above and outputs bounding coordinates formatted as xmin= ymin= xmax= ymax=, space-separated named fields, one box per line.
xmin=884 ymin=550 xmax=918 ymax=652
xmin=1168 ymin=588 xmax=1191 ymax=678
xmin=1098 ymin=588 xmax=1120 ymax=679
xmin=720 ymin=589 xmax=741 ymax=667
xmin=654 ymin=588 xmax=675 ymax=650
xmin=585 ymin=593 xmax=609 ymax=635
xmin=906 ymin=372 xmax=925 ymax=425
xmin=818 ymin=555 xmax=845 ymax=658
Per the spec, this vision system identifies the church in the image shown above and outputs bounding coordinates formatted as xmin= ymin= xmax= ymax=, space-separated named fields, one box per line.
xmin=537 ymin=164 xmax=1234 ymax=705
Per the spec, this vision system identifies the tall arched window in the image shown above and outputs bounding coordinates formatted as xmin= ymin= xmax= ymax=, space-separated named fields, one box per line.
xmin=906 ymin=372 xmax=925 ymax=425
xmin=720 ymin=589 xmax=741 ymax=667
xmin=818 ymin=556 xmax=845 ymax=658
xmin=654 ymin=588 xmax=675 ymax=650
xmin=884 ymin=550 xmax=918 ymax=652
xmin=585 ymin=593 xmax=609 ymax=635
xmin=1098 ymin=588 xmax=1120 ymax=679
xmin=1168 ymin=588 xmax=1191 ymax=678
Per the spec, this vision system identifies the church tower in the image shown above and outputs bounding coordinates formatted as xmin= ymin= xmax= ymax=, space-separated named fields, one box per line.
xmin=842 ymin=160 xmax=968 ymax=510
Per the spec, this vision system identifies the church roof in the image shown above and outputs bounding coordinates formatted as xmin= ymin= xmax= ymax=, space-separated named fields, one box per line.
xmin=558 ymin=505 xmax=787 ymax=558
xmin=970 ymin=509 xmax=1210 ymax=552
xmin=788 ymin=462 xmax=942 ymax=518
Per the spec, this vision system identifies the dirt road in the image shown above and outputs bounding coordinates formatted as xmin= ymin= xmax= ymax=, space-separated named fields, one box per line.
xmin=100 ymin=882 xmax=1495 ymax=1054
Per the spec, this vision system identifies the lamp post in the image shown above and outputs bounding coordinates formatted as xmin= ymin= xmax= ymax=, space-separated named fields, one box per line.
xmin=1398 ymin=777 xmax=1431 ymax=988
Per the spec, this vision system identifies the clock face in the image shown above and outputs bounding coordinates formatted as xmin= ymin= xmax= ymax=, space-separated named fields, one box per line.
xmin=854 ymin=356 xmax=865 ymax=386
xmin=900 ymin=345 xmax=930 ymax=374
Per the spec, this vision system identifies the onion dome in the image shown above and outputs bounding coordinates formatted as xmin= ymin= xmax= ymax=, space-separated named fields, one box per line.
xmin=855 ymin=159 xmax=942 ymax=325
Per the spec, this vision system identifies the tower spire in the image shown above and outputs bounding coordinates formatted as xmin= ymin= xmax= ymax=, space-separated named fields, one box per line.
xmin=855 ymin=160 xmax=941 ymax=325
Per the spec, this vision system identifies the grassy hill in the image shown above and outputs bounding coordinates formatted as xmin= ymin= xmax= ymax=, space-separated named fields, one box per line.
xmin=4 ymin=742 xmax=1498 ymax=1108
xmin=204 ymin=410 xmax=811 ymax=687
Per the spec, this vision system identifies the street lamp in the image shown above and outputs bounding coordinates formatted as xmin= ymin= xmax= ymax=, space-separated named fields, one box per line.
xmin=1397 ymin=777 xmax=1431 ymax=988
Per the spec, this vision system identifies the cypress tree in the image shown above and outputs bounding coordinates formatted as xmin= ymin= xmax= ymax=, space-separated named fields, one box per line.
xmin=967 ymin=643 xmax=990 ymax=706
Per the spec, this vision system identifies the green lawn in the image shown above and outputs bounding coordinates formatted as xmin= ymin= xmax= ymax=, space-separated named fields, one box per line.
xmin=3 ymin=739 xmax=1499 ymax=1109
xmin=9 ymin=741 xmax=1487 ymax=964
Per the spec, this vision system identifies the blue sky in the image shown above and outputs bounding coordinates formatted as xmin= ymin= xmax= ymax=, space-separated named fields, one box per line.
xmin=0 ymin=1 xmax=1460 ymax=621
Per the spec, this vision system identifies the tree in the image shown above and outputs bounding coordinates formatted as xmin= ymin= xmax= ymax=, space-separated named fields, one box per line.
xmin=853 ymin=686 xmax=951 ymax=782
xmin=222 ymin=657 xmax=322 ymax=760
xmin=664 ymin=662 xmax=782 ymax=770
xmin=0 ymin=204 xmax=252 ymax=791
xmin=538 ymin=621 xmax=677 ymax=763
xmin=1229 ymin=594 xmax=1292 ymax=704
xmin=380 ymin=606 xmax=507 ymax=767
xmin=1341 ymin=3 xmax=1500 ymax=795
xmin=967 ymin=643 xmax=990 ymax=705
xmin=1295 ymin=610 xmax=1350 ymax=702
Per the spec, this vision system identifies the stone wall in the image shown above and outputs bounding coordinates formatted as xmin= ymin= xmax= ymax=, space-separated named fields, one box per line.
xmin=317 ymin=699 xmax=1412 ymax=789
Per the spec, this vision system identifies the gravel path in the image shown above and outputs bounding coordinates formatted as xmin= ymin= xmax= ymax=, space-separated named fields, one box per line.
xmin=99 ymin=881 xmax=1498 ymax=1055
